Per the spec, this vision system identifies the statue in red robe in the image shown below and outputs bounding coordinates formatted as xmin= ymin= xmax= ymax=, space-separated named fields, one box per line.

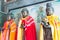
xmin=18 ymin=8 xmax=37 ymax=40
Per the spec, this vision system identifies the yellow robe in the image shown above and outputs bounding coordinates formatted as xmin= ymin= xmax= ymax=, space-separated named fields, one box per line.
xmin=9 ymin=20 xmax=17 ymax=40
xmin=17 ymin=18 xmax=24 ymax=40
xmin=17 ymin=27 xmax=24 ymax=40
xmin=39 ymin=23 xmax=44 ymax=40
xmin=0 ymin=32 xmax=1 ymax=39
xmin=0 ymin=30 xmax=2 ymax=40
xmin=39 ymin=15 xmax=60 ymax=40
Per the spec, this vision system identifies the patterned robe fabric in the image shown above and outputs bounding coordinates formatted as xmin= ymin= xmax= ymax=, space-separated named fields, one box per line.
xmin=39 ymin=15 xmax=60 ymax=40
xmin=17 ymin=16 xmax=37 ymax=40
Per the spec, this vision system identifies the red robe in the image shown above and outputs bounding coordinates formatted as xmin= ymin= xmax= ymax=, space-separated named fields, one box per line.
xmin=22 ymin=16 xmax=37 ymax=40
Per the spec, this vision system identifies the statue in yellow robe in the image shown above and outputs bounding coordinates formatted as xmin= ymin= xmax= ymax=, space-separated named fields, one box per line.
xmin=39 ymin=3 xmax=60 ymax=40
